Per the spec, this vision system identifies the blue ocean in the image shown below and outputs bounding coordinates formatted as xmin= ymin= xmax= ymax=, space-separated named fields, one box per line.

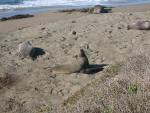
xmin=0 ymin=0 xmax=150 ymax=18
xmin=1 ymin=0 xmax=150 ymax=10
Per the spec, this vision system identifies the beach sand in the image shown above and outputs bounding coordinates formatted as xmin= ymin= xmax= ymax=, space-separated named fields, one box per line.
xmin=1 ymin=3 xmax=150 ymax=33
xmin=0 ymin=4 xmax=150 ymax=113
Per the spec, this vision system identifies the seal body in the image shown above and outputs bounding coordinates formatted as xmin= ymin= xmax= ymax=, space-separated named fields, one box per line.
xmin=93 ymin=5 xmax=102 ymax=14
xmin=50 ymin=64 xmax=82 ymax=74
xmin=128 ymin=21 xmax=150 ymax=30
xmin=17 ymin=41 xmax=33 ymax=58
xmin=50 ymin=49 xmax=89 ymax=74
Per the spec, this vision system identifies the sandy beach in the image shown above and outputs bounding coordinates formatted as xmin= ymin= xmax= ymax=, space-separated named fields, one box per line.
xmin=1 ymin=3 xmax=150 ymax=33
xmin=0 ymin=4 xmax=150 ymax=113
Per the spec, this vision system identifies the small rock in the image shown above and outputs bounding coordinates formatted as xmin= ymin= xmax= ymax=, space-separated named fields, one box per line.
xmin=47 ymin=32 xmax=52 ymax=37
xmin=4 ymin=40 xmax=8 ymax=42
xmin=72 ymin=31 xmax=77 ymax=35
xmin=41 ymin=27 xmax=46 ymax=30
xmin=71 ymin=20 xmax=76 ymax=23
xmin=49 ymin=74 xmax=56 ymax=79
xmin=53 ymin=30 xmax=57 ymax=33
xmin=64 ymin=49 xmax=69 ymax=54
xmin=109 ymin=30 xmax=112 ymax=33
xmin=118 ymin=26 xmax=122 ymax=29
xmin=38 ymin=36 xmax=43 ymax=39
xmin=73 ymin=36 xmax=78 ymax=40
xmin=34 ymin=87 xmax=38 ymax=91
xmin=18 ymin=27 xmax=23 ymax=30
xmin=110 ymin=25 xmax=113 ymax=28
xmin=107 ymin=35 xmax=112 ymax=39
xmin=128 ymin=13 xmax=133 ymax=16
xmin=60 ymin=37 xmax=66 ymax=41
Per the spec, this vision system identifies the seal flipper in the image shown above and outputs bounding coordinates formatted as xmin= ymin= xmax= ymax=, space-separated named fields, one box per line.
xmin=80 ymin=67 xmax=104 ymax=74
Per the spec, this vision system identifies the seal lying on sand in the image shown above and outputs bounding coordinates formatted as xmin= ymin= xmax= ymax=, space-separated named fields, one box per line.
xmin=50 ymin=49 xmax=89 ymax=74
xmin=50 ymin=49 xmax=104 ymax=74
xmin=17 ymin=41 xmax=33 ymax=59
xmin=127 ymin=21 xmax=150 ymax=30
xmin=17 ymin=41 xmax=45 ymax=60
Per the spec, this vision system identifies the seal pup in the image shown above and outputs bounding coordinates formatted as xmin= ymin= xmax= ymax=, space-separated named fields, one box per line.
xmin=127 ymin=21 xmax=150 ymax=30
xmin=50 ymin=49 xmax=89 ymax=74
xmin=17 ymin=41 xmax=33 ymax=59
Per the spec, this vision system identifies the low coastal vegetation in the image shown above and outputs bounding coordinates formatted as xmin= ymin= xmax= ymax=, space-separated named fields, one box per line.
xmin=40 ymin=54 xmax=150 ymax=113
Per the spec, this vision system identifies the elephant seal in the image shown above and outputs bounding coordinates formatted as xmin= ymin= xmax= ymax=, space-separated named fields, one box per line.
xmin=17 ymin=41 xmax=33 ymax=59
xmin=50 ymin=49 xmax=89 ymax=74
xmin=93 ymin=5 xmax=102 ymax=14
xmin=127 ymin=21 xmax=150 ymax=30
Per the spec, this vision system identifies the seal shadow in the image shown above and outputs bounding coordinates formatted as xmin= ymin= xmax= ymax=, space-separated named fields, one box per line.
xmin=81 ymin=64 xmax=108 ymax=74
xmin=30 ymin=47 xmax=45 ymax=60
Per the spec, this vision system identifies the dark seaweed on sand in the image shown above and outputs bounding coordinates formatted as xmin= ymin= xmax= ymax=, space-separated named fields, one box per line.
xmin=0 ymin=14 xmax=34 ymax=21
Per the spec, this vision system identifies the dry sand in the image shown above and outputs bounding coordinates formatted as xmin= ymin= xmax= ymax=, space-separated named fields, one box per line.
xmin=0 ymin=11 xmax=88 ymax=34
xmin=0 ymin=4 xmax=150 ymax=113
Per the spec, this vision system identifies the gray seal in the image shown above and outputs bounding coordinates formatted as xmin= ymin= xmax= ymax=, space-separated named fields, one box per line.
xmin=50 ymin=49 xmax=89 ymax=74
xmin=128 ymin=21 xmax=150 ymax=30
xmin=17 ymin=41 xmax=33 ymax=59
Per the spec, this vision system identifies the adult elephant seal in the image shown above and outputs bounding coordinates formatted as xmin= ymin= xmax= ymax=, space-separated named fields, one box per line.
xmin=127 ymin=21 xmax=150 ymax=30
xmin=50 ymin=49 xmax=89 ymax=74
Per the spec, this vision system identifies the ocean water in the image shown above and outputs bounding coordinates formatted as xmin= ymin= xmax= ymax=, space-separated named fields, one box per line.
xmin=1 ymin=0 xmax=150 ymax=10
xmin=0 ymin=0 xmax=150 ymax=18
